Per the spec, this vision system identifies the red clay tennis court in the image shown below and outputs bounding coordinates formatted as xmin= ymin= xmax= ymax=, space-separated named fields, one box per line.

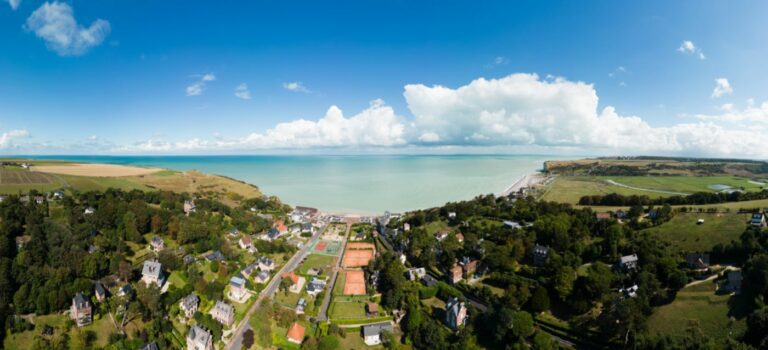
xmin=341 ymin=242 xmax=376 ymax=268
xmin=314 ymin=241 xmax=327 ymax=251
xmin=343 ymin=270 xmax=366 ymax=295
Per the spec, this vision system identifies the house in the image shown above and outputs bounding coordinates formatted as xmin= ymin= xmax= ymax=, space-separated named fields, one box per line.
xmin=205 ymin=250 xmax=225 ymax=262
xmin=448 ymin=264 xmax=463 ymax=284
xmin=406 ymin=267 xmax=426 ymax=281
xmin=306 ymin=277 xmax=326 ymax=296
xmin=421 ymin=274 xmax=438 ymax=287
xmin=241 ymin=263 xmax=258 ymax=278
xmin=398 ymin=253 xmax=407 ymax=265
xmin=751 ymin=212 xmax=766 ymax=227
xmin=183 ymin=200 xmax=196 ymax=215
xmin=596 ymin=212 xmax=612 ymax=221
xmin=615 ymin=210 xmax=627 ymax=219
xmin=274 ymin=219 xmax=288 ymax=235
xmin=435 ymin=230 xmax=449 ymax=241
xmin=618 ymin=285 xmax=639 ymax=299
xmin=282 ymin=272 xmax=306 ymax=294
xmin=266 ymin=228 xmax=281 ymax=240
xmin=445 ymin=297 xmax=468 ymax=330
xmin=84 ymin=207 xmax=95 ymax=215
xmin=686 ymin=253 xmax=711 ymax=270
xmin=15 ymin=235 xmax=31 ymax=250
xmin=354 ymin=230 xmax=366 ymax=241
xmin=117 ymin=284 xmax=133 ymax=298
xmin=183 ymin=254 xmax=196 ymax=265
xmin=301 ymin=223 xmax=314 ymax=234
xmin=228 ymin=275 xmax=248 ymax=301
xmin=228 ymin=228 xmax=240 ymax=237
xmin=139 ymin=342 xmax=159 ymax=350
xmin=257 ymin=256 xmax=275 ymax=271
xmin=141 ymin=260 xmax=164 ymax=287
xmin=254 ymin=271 xmax=270 ymax=284
xmin=459 ymin=257 xmax=479 ymax=279
xmin=533 ymin=244 xmax=550 ymax=266
xmin=287 ymin=322 xmax=305 ymax=344
xmin=455 ymin=233 xmax=465 ymax=243
xmin=362 ymin=322 xmax=393 ymax=346
xmin=295 ymin=298 xmax=306 ymax=315
xmin=239 ymin=235 xmax=253 ymax=250
xmin=33 ymin=196 xmax=45 ymax=205
xmin=186 ymin=325 xmax=213 ymax=350
xmin=70 ymin=292 xmax=92 ymax=327
xmin=180 ymin=293 xmax=199 ymax=318
xmin=0 ymin=195 xmax=6 ymax=203
xmin=210 ymin=300 xmax=235 ymax=327
xmin=366 ymin=302 xmax=379 ymax=317
xmin=619 ymin=254 xmax=639 ymax=271
xmin=721 ymin=270 xmax=743 ymax=294
xmin=403 ymin=223 xmax=411 ymax=231
xmin=448 ymin=212 xmax=457 ymax=219
xmin=94 ymin=281 xmax=107 ymax=302
xmin=149 ymin=236 xmax=165 ymax=252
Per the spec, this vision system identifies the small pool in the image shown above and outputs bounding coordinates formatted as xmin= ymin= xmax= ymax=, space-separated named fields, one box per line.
xmin=708 ymin=184 xmax=733 ymax=191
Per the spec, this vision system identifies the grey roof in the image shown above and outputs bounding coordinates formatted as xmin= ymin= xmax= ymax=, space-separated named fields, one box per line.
xmin=73 ymin=292 xmax=89 ymax=308
xmin=362 ymin=322 xmax=393 ymax=337
xmin=620 ymin=254 xmax=638 ymax=264
xmin=206 ymin=251 xmax=225 ymax=261
xmin=94 ymin=282 xmax=106 ymax=296
xmin=256 ymin=271 xmax=270 ymax=280
xmin=421 ymin=274 xmax=438 ymax=287
xmin=188 ymin=324 xmax=212 ymax=345
xmin=446 ymin=297 xmax=466 ymax=319
xmin=181 ymin=293 xmax=199 ymax=310
xmin=142 ymin=260 xmax=162 ymax=278
xmin=212 ymin=300 xmax=234 ymax=316
xmin=139 ymin=342 xmax=159 ymax=350
xmin=258 ymin=256 xmax=274 ymax=265
xmin=534 ymin=244 xmax=550 ymax=255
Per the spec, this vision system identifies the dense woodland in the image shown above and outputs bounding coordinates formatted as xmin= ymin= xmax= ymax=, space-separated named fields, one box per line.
xmin=370 ymin=194 xmax=768 ymax=349
xmin=579 ymin=191 xmax=768 ymax=206
xmin=0 ymin=189 xmax=290 ymax=349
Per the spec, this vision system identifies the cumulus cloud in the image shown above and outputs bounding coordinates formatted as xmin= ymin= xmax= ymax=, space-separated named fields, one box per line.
xmin=0 ymin=129 xmax=30 ymax=148
xmin=677 ymin=40 xmax=705 ymax=60
xmin=403 ymin=73 xmax=767 ymax=157
xmin=234 ymin=83 xmax=251 ymax=100
xmin=186 ymin=73 xmax=216 ymax=96
xmin=5 ymin=0 xmax=20 ymax=10
xmin=24 ymin=2 xmax=110 ymax=56
xmin=712 ymin=78 xmax=733 ymax=98
xmin=283 ymin=82 xmax=310 ymax=93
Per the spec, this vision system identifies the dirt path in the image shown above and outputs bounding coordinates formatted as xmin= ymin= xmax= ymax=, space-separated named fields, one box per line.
xmin=604 ymin=179 xmax=690 ymax=196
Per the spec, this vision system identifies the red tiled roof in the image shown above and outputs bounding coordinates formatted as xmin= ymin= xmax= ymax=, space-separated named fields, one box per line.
xmin=287 ymin=322 xmax=305 ymax=343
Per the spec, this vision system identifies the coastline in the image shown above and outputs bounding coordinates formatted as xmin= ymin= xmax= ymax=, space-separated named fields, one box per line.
xmin=498 ymin=172 xmax=550 ymax=197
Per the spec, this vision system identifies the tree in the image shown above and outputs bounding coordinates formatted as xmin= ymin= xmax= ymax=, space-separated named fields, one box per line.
xmin=532 ymin=331 xmax=555 ymax=350
xmin=530 ymin=287 xmax=550 ymax=313
xmin=242 ymin=329 xmax=255 ymax=349
xmin=511 ymin=311 xmax=535 ymax=339
xmin=553 ymin=266 xmax=575 ymax=300
xmin=318 ymin=335 xmax=340 ymax=350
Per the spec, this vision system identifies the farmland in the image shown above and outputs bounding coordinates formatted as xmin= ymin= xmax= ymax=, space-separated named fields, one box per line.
xmin=641 ymin=212 xmax=749 ymax=252
xmin=541 ymin=175 xmax=765 ymax=205
xmin=0 ymin=169 xmax=64 ymax=193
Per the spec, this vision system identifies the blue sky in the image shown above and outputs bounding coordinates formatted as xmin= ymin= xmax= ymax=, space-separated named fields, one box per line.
xmin=2 ymin=1 xmax=768 ymax=156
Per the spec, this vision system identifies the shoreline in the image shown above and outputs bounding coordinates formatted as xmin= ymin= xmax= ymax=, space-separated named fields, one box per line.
xmin=498 ymin=172 xmax=550 ymax=197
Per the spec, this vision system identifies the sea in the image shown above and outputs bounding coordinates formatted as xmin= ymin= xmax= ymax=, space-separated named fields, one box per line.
xmin=24 ymin=155 xmax=559 ymax=214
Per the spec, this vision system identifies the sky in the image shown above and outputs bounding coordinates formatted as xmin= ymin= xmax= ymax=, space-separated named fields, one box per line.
xmin=2 ymin=0 xmax=768 ymax=157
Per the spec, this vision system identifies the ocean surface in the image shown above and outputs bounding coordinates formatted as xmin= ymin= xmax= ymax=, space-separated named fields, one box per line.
xmin=26 ymin=155 xmax=558 ymax=214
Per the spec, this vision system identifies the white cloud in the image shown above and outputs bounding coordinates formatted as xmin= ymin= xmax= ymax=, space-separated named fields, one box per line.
xmin=24 ymin=2 xmax=110 ymax=56
xmin=234 ymin=83 xmax=251 ymax=100
xmin=282 ymin=82 xmax=310 ymax=93
xmin=677 ymin=40 xmax=705 ymax=60
xmin=0 ymin=129 xmax=30 ymax=148
xmin=5 ymin=0 xmax=20 ymax=10
xmin=186 ymin=73 xmax=215 ymax=96
xmin=712 ymin=78 xmax=733 ymax=98
xmin=403 ymin=73 xmax=768 ymax=157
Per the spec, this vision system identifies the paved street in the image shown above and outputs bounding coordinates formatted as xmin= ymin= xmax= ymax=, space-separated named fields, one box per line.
xmin=225 ymin=224 xmax=326 ymax=350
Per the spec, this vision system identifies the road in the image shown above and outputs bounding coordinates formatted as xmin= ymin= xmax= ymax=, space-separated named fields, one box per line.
xmin=224 ymin=224 xmax=327 ymax=350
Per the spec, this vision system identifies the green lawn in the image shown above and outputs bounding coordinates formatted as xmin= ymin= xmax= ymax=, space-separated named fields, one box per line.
xmin=0 ymin=169 xmax=65 ymax=194
xmin=647 ymin=280 xmax=747 ymax=341
xmin=61 ymin=174 xmax=152 ymax=192
xmin=337 ymin=332 xmax=385 ymax=350
xmin=541 ymin=176 xmax=765 ymax=204
xmin=4 ymin=313 xmax=115 ymax=350
xmin=329 ymin=301 xmax=368 ymax=320
xmin=332 ymin=271 xmax=346 ymax=296
xmin=297 ymin=254 xmax=336 ymax=276
xmin=423 ymin=220 xmax=450 ymax=235
xmin=641 ymin=212 xmax=749 ymax=252
xmin=168 ymin=271 xmax=188 ymax=289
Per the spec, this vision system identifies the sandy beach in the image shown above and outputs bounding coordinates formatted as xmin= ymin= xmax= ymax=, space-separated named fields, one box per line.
xmin=499 ymin=172 xmax=550 ymax=196
xmin=32 ymin=163 xmax=162 ymax=177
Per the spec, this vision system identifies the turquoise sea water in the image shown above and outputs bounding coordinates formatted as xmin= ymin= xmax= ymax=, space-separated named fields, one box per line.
xmin=25 ymin=155 xmax=557 ymax=214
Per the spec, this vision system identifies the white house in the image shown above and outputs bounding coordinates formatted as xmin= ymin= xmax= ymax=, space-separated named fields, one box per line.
xmin=141 ymin=260 xmax=164 ymax=287
xmin=362 ymin=322 xmax=393 ymax=346
xmin=186 ymin=325 xmax=213 ymax=350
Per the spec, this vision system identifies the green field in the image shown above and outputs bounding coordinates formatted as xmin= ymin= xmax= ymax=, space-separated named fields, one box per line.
xmin=647 ymin=280 xmax=747 ymax=341
xmin=641 ymin=212 xmax=749 ymax=252
xmin=60 ymin=174 xmax=152 ymax=192
xmin=329 ymin=301 xmax=368 ymax=320
xmin=541 ymin=176 xmax=765 ymax=204
xmin=4 ymin=314 xmax=116 ymax=350
xmin=297 ymin=254 xmax=337 ymax=276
